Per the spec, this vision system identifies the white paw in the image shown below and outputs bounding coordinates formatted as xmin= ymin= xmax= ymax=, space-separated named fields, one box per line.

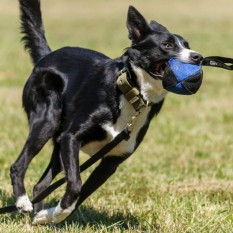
xmin=16 ymin=194 xmax=33 ymax=213
xmin=32 ymin=208 xmax=55 ymax=225
xmin=32 ymin=200 xmax=77 ymax=225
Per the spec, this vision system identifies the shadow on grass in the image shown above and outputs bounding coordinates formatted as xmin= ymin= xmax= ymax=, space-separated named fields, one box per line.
xmin=0 ymin=193 xmax=141 ymax=230
xmin=58 ymin=204 xmax=141 ymax=230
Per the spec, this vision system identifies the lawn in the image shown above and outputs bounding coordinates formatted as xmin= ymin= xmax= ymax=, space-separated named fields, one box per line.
xmin=0 ymin=0 xmax=232 ymax=232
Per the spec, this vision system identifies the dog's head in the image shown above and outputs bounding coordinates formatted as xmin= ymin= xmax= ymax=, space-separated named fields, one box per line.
xmin=126 ymin=6 xmax=203 ymax=98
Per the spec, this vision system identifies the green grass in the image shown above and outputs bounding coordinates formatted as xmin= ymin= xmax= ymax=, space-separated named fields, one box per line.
xmin=0 ymin=0 xmax=233 ymax=232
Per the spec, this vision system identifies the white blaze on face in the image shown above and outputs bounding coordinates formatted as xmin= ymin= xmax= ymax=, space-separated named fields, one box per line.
xmin=175 ymin=36 xmax=198 ymax=63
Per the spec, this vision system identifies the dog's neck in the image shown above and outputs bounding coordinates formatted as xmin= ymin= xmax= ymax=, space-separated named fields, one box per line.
xmin=129 ymin=62 xmax=168 ymax=104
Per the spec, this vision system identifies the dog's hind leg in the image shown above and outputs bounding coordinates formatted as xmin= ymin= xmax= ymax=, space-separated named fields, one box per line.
xmin=32 ymin=141 xmax=62 ymax=214
xmin=32 ymin=132 xmax=82 ymax=225
xmin=10 ymin=90 xmax=62 ymax=213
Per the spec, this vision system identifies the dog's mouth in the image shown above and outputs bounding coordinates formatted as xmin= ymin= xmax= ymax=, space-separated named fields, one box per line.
xmin=155 ymin=61 xmax=168 ymax=77
xmin=148 ymin=61 xmax=168 ymax=80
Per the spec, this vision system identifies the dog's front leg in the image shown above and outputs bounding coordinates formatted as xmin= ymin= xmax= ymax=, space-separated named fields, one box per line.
xmin=33 ymin=133 xmax=82 ymax=225
xmin=76 ymin=156 xmax=127 ymax=207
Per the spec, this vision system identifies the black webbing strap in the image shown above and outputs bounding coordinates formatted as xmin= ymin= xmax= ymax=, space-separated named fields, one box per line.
xmin=202 ymin=56 xmax=233 ymax=70
xmin=0 ymin=129 xmax=130 ymax=214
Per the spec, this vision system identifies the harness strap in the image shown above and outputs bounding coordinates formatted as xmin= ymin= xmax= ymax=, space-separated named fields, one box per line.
xmin=202 ymin=56 xmax=233 ymax=70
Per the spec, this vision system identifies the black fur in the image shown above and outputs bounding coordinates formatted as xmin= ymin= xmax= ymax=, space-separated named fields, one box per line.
xmin=10 ymin=0 xmax=202 ymax=224
xmin=19 ymin=0 xmax=51 ymax=64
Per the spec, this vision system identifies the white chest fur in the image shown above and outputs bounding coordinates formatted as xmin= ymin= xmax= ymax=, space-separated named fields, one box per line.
xmin=81 ymin=64 xmax=168 ymax=157
xmin=81 ymin=96 xmax=151 ymax=157
xmin=131 ymin=64 xmax=168 ymax=103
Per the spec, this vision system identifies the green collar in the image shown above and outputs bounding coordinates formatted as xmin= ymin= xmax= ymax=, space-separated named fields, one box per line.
xmin=117 ymin=67 xmax=152 ymax=112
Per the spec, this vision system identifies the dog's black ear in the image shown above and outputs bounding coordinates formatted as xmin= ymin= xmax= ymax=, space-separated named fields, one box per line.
xmin=149 ymin=20 xmax=169 ymax=33
xmin=127 ymin=6 xmax=151 ymax=43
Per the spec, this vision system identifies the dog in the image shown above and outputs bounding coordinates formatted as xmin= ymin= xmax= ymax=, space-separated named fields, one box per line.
xmin=10 ymin=0 xmax=203 ymax=225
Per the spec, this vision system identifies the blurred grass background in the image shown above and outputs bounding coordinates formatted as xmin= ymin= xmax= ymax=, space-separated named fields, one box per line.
xmin=0 ymin=0 xmax=232 ymax=232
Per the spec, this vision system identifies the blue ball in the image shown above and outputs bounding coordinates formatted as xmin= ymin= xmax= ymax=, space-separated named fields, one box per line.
xmin=163 ymin=58 xmax=203 ymax=95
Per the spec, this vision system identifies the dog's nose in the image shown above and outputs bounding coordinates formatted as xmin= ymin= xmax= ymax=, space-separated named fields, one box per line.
xmin=190 ymin=52 xmax=203 ymax=64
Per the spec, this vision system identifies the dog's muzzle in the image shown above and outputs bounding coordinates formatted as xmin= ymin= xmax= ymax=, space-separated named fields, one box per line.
xmin=162 ymin=58 xmax=203 ymax=95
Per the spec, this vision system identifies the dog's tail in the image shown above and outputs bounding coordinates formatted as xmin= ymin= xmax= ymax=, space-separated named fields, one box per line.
xmin=19 ymin=0 xmax=51 ymax=65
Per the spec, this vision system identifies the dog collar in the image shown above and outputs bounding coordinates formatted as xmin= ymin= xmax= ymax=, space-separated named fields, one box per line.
xmin=117 ymin=67 xmax=151 ymax=111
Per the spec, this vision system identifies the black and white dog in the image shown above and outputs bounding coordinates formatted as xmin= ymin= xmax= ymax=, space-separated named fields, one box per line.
xmin=10 ymin=0 xmax=203 ymax=224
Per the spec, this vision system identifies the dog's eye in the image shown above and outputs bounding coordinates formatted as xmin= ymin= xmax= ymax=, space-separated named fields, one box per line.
xmin=163 ymin=42 xmax=174 ymax=50
xmin=183 ymin=41 xmax=190 ymax=49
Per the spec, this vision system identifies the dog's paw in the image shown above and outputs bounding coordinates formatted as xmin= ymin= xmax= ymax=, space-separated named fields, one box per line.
xmin=16 ymin=194 xmax=33 ymax=213
xmin=32 ymin=208 xmax=54 ymax=225
xmin=32 ymin=201 xmax=77 ymax=225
